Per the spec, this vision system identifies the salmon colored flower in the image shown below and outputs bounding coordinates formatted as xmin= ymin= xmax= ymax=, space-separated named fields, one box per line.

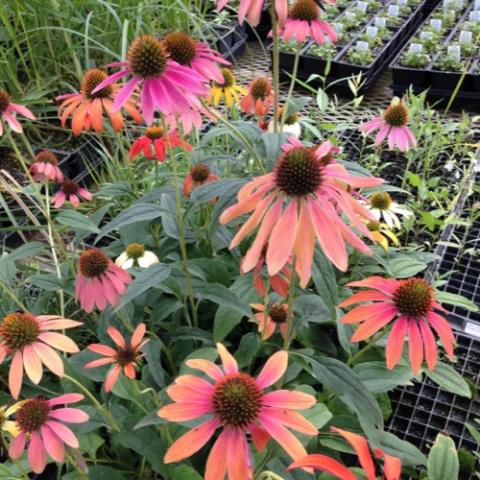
xmin=241 ymin=77 xmax=274 ymax=117
xmin=75 ymin=249 xmax=132 ymax=313
xmin=0 ymin=89 xmax=35 ymax=136
xmin=220 ymin=137 xmax=383 ymax=287
xmin=0 ymin=312 xmax=81 ymax=399
xmin=158 ymin=344 xmax=317 ymax=479
xmin=359 ymin=98 xmax=417 ymax=152
xmin=92 ymin=35 xmax=208 ymax=124
xmin=53 ymin=180 xmax=92 ymax=208
xmin=129 ymin=126 xmax=191 ymax=162
xmin=339 ymin=276 xmax=455 ymax=374
xmin=216 ymin=0 xmax=288 ymax=27
xmin=251 ymin=303 xmax=289 ymax=340
xmin=30 ymin=150 xmax=64 ymax=183
xmin=289 ymin=427 xmax=402 ymax=480
xmin=183 ymin=163 xmax=219 ymax=197
xmin=57 ymin=68 xmax=142 ymax=135
xmin=280 ymin=0 xmax=338 ymax=45
xmin=85 ymin=323 xmax=148 ymax=392
xmin=8 ymin=394 xmax=89 ymax=474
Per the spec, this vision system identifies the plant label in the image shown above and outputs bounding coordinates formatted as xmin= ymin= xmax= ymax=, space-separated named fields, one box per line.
xmin=459 ymin=30 xmax=472 ymax=44
xmin=409 ymin=43 xmax=423 ymax=53
xmin=356 ymin=41 xmax=370 ymax=51
xmin=397 ymin=0 xmax=407 ymax=5
xmin=345 ymin=10 xmax=356 ymax=19
xmin=470 ymin=11 xmax=480 ymax=22
xmin=420 ymin=31 xmax=433 ymax=40
xmin=374 ymin=17 xmax=386 ymax=28
xmin=475 ymin=0 xmax=480 ymax=9
xmin=333 ymin=23 xmax=343 ymax=33
xmin=443 ymin=0 xmax=462 ymax=7
xmin=388 ymin=5 xmax=400 ymax=16
xmin=366 ymin=26 xmax=378 ymax=38
xmin=447 ymin=45 xmax=461 ymax=60
xmin=430 ymin=19 xmax=442 ymax=31
xmin=357 ymin=1 xmax=368 ymax=12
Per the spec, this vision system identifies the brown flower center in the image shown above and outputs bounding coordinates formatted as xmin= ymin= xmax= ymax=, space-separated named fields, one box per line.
xmin=146 ymin=126 xmax=164 ymax=139
xmin=279 ymin=107 xmax=299 ymax=125
xmin=393 ymin=278 xmax=433 ymax=318
xmin=217 ymin=68 xmax=234 ymax=88
xmin=370 ymin=192 xmax=392 ymax=210
xmin=163 ymin=32 xmax=197 ymax=66
xmin=126 ymin=243 xmax=145 ymax=259
xmin=367 ymin=221 xmax=381 ymax=232
xmin=269 ymin=304 xmax=287 ymax=324
xmin=383 ymin=103 xmax=409 ymax=127
xmin=116 ymin=346 xmax=138 ymax=367
xmin=81 ymin=69 xmax=113 ymax=99
xmin=212 ymin=373 xmax=262 ymax=428
xmin=35 ymin=150 xmax=58 ymax=165
xmin=275 ymin=147 xmax=323 ymax=196
xmin=250 ymin=77 xmax=271 ymax=100
xmin=0 ymin=90 xmax=11 ymax=114
xmin=15 ymin=398 xmax=50 ymax=433
xmin=190 ymin=163 xmax=210 ymax=183
xmin=62 ymin=180 xmax=80 ymax=196
xmin=128 ymin=35 xmax=168 ymax=79
xmin=78 ymin=249 xmax=109 ymax=278
xmin=290 ymin=0 xmax=320 ymax=22
xmin=1 ymin=311 xmax=39 ymax=350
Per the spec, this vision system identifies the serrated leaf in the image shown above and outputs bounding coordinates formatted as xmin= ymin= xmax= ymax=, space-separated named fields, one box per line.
xmin=427 ymin=433 xmax=459 ymax=480
xmin=426 ymin=362 xmax=471 ymax=398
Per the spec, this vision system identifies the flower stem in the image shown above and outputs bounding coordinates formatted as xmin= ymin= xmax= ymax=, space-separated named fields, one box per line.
xmin=283 ymin=257 xmax=297 ymax=350
xmin=280 ymin=47 xmax=301 ymax=131
xmin=270 ymin=1 xmax=280 ymax=133
xmin=347 ymin=329 xmax=389 ymax=366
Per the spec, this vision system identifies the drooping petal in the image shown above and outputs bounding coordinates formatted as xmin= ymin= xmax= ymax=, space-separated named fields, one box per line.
xmin=408 ymin=320 xmax=424 ymax=375
xmin=41 ymin=425 xmax=65 ymax=462
xmin=288 ymin=454 xmax=357 ymax=480
xmin=28 ymin=432 xmax=47 ymax=473
xmin=385 ymin=316 xmax=408 ymax=370
xmin=9 ymin=350 xmax=24 ymax=399
xmin=205 ymin=429 xmax=228 ymax=480
xmin=45 ymin=421 xmax=79 ymax=448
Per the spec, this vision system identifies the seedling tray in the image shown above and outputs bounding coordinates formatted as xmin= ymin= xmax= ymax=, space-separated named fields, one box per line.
xmin=206 ymin=23 xmax=247 ymax=62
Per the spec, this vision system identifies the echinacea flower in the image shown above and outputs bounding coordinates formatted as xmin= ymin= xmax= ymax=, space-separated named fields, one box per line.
xmin=359 ymin=98 xmax=417 ymax=152
xmin=268 ymin=107 xmax=301 ymax=137
xmin=366 ymin=192 xmax=413 ymax=230
xmin=339 ymin=276 xmax=455 ymax=374
xmin=92 ymin=35 xmax=208 ymax=124
xmin=57 ymin=68 xmax=142 ymax=135
xmin=0 ymin=312 xmax=81 ymax=399
xmin=216 ymin=0 xmax=288 ymax=27
xmin=0 ymin=402 xmax=23 ymax=438
xmin=85 ymin=323 xmax=148 ymax=392
xmin=158 ymin=344 xmax=317 ymax=479
xmin=129 ymin=126 xmax=191 ymax=162
xmin=115 ymin=243 xmax=159 ymax=269
xmin=29 ymin=150 xmax=64 ymax=183
xmin=75 ymin=249 xmax=132 ymax=313
xmin=250 ymin=303 xmax=289 ymax=340
xmin=289 ymin=427 xmax=402 ymax=480
xmin=52 ymin=180 xmax=92 ymax=208
xmin=163 ymin=32 xmax=230 ymax=84
xmin=0 ymin=89 xmax=35 ymax=136
xmin=241 ymin=77 xmax=274 ymax=117
xmin=183 ymin=163 xmax=219 ymax=197
xmin=8 ymin=394 xmax=89 ymax=474
xmin=210 ymin=68 xmax=248 ymax=107
xmin=220 ymin=137 xmax=383 ymax=287
xmin=367 ymin=221 xmax=399 ymax=251
xmin=279 ymin=0 xmax=338 ymax=45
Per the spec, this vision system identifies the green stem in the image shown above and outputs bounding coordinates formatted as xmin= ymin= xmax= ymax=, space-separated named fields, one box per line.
xmin=270 ymin=1 xmax=280 ymax=133
xmin=283 ymin=257 xmax=297 ymax=350
xmin=280 ymin=47 xmax=301 ymax=131
xmin=64 ymin=450 xmax=88 ymax=479
xmin=347 ymin=329 xmax=389 ymax=366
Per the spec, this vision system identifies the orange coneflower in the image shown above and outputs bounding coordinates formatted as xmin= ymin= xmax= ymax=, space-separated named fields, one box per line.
xmin=183 ymin=163 xmax=219 ymax=197
xmin=250 ymin=303 xmax=289 ymax=340
xmin=241 ymin=77 xmax=274 ymax=117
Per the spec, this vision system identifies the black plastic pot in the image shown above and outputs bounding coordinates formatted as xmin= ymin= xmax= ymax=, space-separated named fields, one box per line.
xmin=391 ymin=63 xmax=431 ymax=89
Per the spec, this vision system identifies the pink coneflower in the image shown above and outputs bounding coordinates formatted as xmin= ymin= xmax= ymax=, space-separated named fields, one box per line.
xmin=220 ymin=137 xmax=383 ymax=287
xmin=290 ymin=427 xmax=402 ymax=480
xmin=251 ymin=303 xmax=289 ymax=340
xmin=57 ymin=69 xmax=142 ymax=135
xmin=280 ymin=0 xmax=338 ymax=45
xmin=85 ymin=323 xmax=148 ymax=392
xmin=8 ymin=394 xmax=89 ymax=474
xmin=30 ymin=150 xmax=64 ymax=183
xmin=183 ymin=163 xmax=219 ymax=197
xmin=75 ymin=249 xmax=132 ymax=313
xmin=339 ymin=276 xmax=455 ymax=374
xmin=158 ymin=344 xmax=317 ymax=478
xmin=92 ymin=35 xmax=208 ymax=125
xmin=216 ymin=0 xmax=288 ymax=27
xmin=241 ymin=77 xmax=274 ymax=117
xmin=52 ymin=180 xmax=92 ymax=208
xmin=0 ymin=312 xmax=81 ymax=399
xmin=359 ymin=98 xmax=417 ymax=152
xmin=163 ymin=32 xmax=230 ymax=84
xmin=129 ymin=126 xmax=192 ymax=162
xmin=0 ymin=89 xmax=35 ymax=136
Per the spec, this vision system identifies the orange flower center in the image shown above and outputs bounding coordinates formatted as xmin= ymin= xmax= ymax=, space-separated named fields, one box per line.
xmin=190 ymin=163 xmax=210 ymax=183
xmin=146 ymin=126 xmax=164 ymax=139
xmin=128 ymin=35 xmax=168 ymax=79
xmin=216 ymin=68 xmax=235 ymax=88
xmin=81 ymin=69 xmax=113 ymax=99
xmin=126 ymin=243 xmax=145 ymax=259
xmin=163 ymin=32 xmax=197 ymax=66
xmin=275 ymin=147 xmax=323 ymax=196
xmin=383 ymin=103 xmax=409 ymax=127
xmin=35 ymin=150 xmax=58 ymax=165
xmin=62 ymin=180 xmax=80 ymax=195
xmin=116 ymin=346 xmax=138 ymax=367
xmin=393 ymin=278 xmax=433 ymax=318
xmin=290 ymin=0 xmax=319 ymax=22
xmin=16 ymin=398 xmax=50 ymax=433
xmin=0 ymin=89 xmax=11 ymax=114
xmin=78 ymin=249 xmax=109 ymax=278
xmin=212 ymin=373 xmax=262 ymax=428
xmin=370 ymin=192 xmax=392 ymax=210
xmin=269 ymin=303 xmax=287 ymax=324
xmin=250 ymin=77 xmax=271 ymax=100
xmin=1 ymin=311 xmax=39 ymax=350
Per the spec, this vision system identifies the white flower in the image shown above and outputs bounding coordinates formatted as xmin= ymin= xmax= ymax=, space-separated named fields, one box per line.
xmin=268 ymin=120 xmax=301 ymax=137
xmin=366 ymin=192 xmax=413 ymax=230
xmin=115 ymin=243 xmax=159 ymax=269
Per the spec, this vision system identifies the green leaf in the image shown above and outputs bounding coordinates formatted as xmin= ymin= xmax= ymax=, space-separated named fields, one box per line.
xmin=379 ymin=431 xmax=427 ymax=466
xmin=56 ymin=210 xmax=100 ymax=234
xmin=353 ymin=362 xmax=414 ymax=393
xmin=143 ymin=337 xmax=165 ymax=388
xmin=115 ymin=264 xmax=171 ymax=311
xmin=191 ymin=178 xmax=246 ymax=204
xmin=316 ymin=87 xmax=329 ymax=112
xmin=135 ymin=409 xmax=167 ymax=430
xmin=387 ymin=255 xmax=428 ymax=278
xmin=97 ymin=181 xmax=133 ymax=198
xmin=27 ymin=273 xmax=63 ymax=291
xmin=2 ymin=241 xmax=45 ymax=262
xmin=294 ymin=294 xmax=332 ymax=323
xmin=426 ymin=362 xmax=471 ymax=398
xmin=465 ymin=423 xmax=480 ymax=444
xmin=199 ymin=283 xmax=251 ymax=316
xmin=427 ymin=433 xmax=459 ymax=480
xmin=303 ymin=403 xmax=333 ymax=429
xmin=170 ymin=465 xmax=203 ymax=480
xmin=435 ymin=291 xmax=479 ymax=312
xmin=86 ymin=466 xmax=127 ymax=480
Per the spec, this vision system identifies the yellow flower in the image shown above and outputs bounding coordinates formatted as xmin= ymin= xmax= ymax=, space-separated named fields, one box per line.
xmin=367 ymin=221 xmax=400 ymax=251
xmin=210 ymin=68 xmax=247 ymax=107
xmin=0 ymin=402 xmax=23 ymax=438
